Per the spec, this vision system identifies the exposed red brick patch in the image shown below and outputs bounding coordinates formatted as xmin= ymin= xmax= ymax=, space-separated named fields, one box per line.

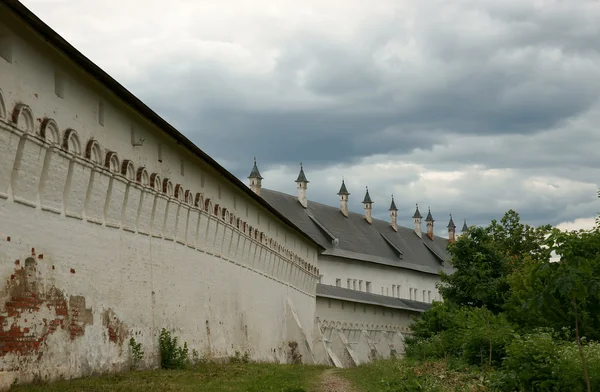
xmin=51 ymin=265 xmax=55 ymax=270
xmin=70 ymin=268 xmax=75 ymax=274
xmin=14 ymin=260 xmax=19 ymax=266
xmin=0 ymin=258 xmax=94 ymax=367
xmin=38 ymin=254 xmax=43 ymax=260
xmin=6 ymin=237 xmax=10 ymax=242
xmin=102 ymin=309 xmax=127 ymax=344
xmin=31 ymin=248 xmax=35 ymax=256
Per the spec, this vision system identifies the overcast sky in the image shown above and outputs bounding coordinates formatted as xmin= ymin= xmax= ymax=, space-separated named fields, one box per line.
xmin=21 ymin=0 xmax=600 ymax=236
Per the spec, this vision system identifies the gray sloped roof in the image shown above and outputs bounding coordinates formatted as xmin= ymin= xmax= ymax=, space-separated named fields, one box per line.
xmin=317 ymin=284 xmax=431 ymax=313
xmin=260 ymin=189 xmax=453 ymax=275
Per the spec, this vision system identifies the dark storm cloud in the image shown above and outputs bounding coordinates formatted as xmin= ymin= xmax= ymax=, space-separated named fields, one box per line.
xmin=125 ymin=0 xmax=600 ymax=172
xmin=21 ymin=0 xmax=600 ymax=232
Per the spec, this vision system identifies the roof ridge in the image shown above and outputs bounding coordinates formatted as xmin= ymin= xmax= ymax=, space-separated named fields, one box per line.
xmin=261 ymin=188 xmax=449 ymax=241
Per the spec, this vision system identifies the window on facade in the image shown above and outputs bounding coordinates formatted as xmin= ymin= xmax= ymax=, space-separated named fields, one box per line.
xmin=98 ymin=101 xmax=104 ymax=126
xmin=423 ymin=290 xmax=426 ymax=302
xmin=381 ymin=287 xmax=384 ymax=295
xmin=409 ymin=288 xmax=413 ymax=300
xmin=347 ymin=279 xmax=351 ymax=289
xmin=366 ymin=281 xmax=371 ymax=293
xmin=353 ymin=279 xmax=357 ymax=290
xmin=54 ymin=70 xmax=64 ymax=98
xmin=428 ymin=291 xmax=431 ymax=303
xmin=318 ymin=275 xmax=323 ymax=283
xmin=359 ymin=280 xmax=363 ymax=291
xmin=392 ymin=284 xmax=396 ymax=297
xmin=0 ymin=30 xmax=13 ymax=63
xmin=336 ymin=279 xmax=341 ymax=287
xmin=386 ymin=287 xmax=389 ymax=296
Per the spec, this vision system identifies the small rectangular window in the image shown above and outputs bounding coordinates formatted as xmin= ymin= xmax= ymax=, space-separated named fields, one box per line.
xmin=347 ymin=279 xmax=351 ymax=289
xmin=392 ymin=284 xmax=396 ymax=297
xmin=54 ymin=71 xmax=64 ymax=98
xmin=353 ymin=279 xmax=357 ymax=290
xmin=98 ymin=101 xmax=104 ymax=126
xmin=335 ymin=279 xmax=341 ymax=287
xmin=398 ymin=285 xmax=401 ymax=298
xmin=366 ymin=282 xmax=371 ymax=293
xmin=428 ymin=291 xmax=431 ymax=303
xmin=423 ymin=290 xmax=426 ymax=301
xmin=359 ymin=280 xmax=363 ymax=292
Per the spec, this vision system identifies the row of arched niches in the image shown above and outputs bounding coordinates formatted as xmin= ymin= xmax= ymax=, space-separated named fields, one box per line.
xmin=0 ymin=91 xmax=319 ymax=279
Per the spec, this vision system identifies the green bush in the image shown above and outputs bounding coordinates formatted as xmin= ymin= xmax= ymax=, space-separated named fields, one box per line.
xmin=491 ymin=332 xmax=600 ymax=391
xmin=406 ymin=305 xmax=514 ymax=367
xmin=159 ymin=328 xmax=190 ymax=369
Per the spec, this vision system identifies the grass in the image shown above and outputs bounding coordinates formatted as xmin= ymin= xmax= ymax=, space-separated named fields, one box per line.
xmin=11 ymin=362 xmax=327 ymax=392
xmin=339 ymin=358 xmax=488 ymax=392
xmin=10 ymin=359 xmax=491 ymax=392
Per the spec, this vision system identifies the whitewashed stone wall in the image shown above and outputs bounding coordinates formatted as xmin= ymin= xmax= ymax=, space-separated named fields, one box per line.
xmin=318 ymin=255 xmax=441 ymax=302
xmin=315 ymin=297 xmax=411 ymax=367
xmin=0 ymin=8 xmax=321 ymax=389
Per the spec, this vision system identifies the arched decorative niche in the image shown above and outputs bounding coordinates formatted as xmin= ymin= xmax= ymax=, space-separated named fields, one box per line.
xmin=222 ymin=208 xmax=228 ymax=221
xmin=150 ymin=173 xmax=162 ymax=192
xmin=204 ymin=198 xmax=212 ymax=212
xmin=162 ymin=178 xmax=173 ymax=196
xmin=62 ymin=129 xmax=82 ymax=155
xmin=174 ymin=184 xmax=184 ymax=201
xmin=184 ymin=190 xmax=194 ymax=205
xmin=121 ymin=160 xmax=135 ymax=180
xmin=213 ymin=203 xmax=220 ymax=216
xmin=0 ymin=89 xmax=6 ymax=119
xmin=85 ymin=139 xmax=102 ymax=164
xmin=194 ymin=192 xmax=203 ymax=208
xmin=136 ymin=167 xmax=149 ymax=186
xmin=39 ymin=118 xmax=61 ymax=145
xmin=11 ymin=103 xmax=34 ymax=133
xmin=236 ymin=218 xmax=241 ymax=229
xmin=105 ymin=151 xmax=120 ymax=173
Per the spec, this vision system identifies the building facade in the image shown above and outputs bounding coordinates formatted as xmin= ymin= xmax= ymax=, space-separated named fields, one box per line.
xmin=0 ymin=1 xmax=322 ymax=388
xmin=255 ymin=165 xmax=459 ymax=367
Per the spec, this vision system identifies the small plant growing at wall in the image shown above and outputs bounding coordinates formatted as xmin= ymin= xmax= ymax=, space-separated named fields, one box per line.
xmin=229 ymin=350 xmax=251 ymax=364
xmin=129 ymin=337 xmax=144 ymax=369
xmin=288 ymin=341 xmax=303 ymax=365
xmin=159 ymin=328 xmax=189 ymax=369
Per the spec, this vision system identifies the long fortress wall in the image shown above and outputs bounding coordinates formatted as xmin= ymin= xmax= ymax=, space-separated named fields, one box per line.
xmin=0 ymin=5 xmax=322 ymax=388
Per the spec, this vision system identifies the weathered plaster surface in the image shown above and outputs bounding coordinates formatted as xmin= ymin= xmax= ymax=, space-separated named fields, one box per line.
xmin=0 ymin=8 xmax=320 ymax=388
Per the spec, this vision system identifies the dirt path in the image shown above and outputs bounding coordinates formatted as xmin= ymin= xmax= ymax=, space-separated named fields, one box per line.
xmin=316 ymin=368 xmax=358 ymax=392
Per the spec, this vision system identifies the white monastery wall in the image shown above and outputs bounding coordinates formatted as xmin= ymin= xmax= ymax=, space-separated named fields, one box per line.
xmin=0 ymin=8 xmax=321 ymax=388
xmin=318 ymin=255 xmax=441 ymax=303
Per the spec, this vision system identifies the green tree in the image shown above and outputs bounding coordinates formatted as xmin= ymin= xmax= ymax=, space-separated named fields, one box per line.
xmin=439 ymin=210 xmax=551 ymax=313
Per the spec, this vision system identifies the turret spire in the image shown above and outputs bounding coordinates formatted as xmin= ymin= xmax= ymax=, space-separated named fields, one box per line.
xmin=389 ymin=195 xmax=398 ymax=231
xmin=448 ymin=214 xmax=456 ymax=243
xmin=462 ymin=219 xmax=468 ymax=232
xmin=338 ymin=179 xmax=350 ymax=217
xmin=248 ymin=157 xmax=263 ymax=195
xmin=413 ymin=204 xmax=423 ymax=238
xmin=389 ymin=195 xmax=398 ymax=211
xmin=295 ymin=162 xmax=308 ymax=208
xmin=425 ymin=207 xmax=434 ymax=240
xmin=362 ymin=186 xmax=373 ymax=224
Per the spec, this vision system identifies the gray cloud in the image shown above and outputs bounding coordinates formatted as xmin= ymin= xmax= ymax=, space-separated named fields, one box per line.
xmin=22 ymin=0 xmax=600 ymax=232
